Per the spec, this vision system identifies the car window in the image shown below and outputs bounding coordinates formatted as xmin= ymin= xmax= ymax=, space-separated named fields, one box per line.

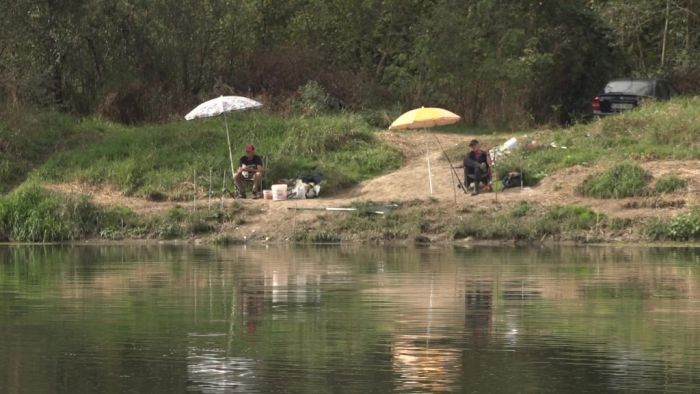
xmin=604 ymin=81 xmax=653 ymax=96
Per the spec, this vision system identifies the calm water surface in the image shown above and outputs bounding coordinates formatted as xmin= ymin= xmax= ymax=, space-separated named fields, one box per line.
xmin=1 ymin=245 xmax=700 ymax=393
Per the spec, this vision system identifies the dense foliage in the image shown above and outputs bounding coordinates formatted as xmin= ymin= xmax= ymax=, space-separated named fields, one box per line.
xmin=2 ymin=0 xmax=698 ymax=126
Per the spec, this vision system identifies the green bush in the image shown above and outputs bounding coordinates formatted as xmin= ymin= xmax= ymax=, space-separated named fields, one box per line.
xmin=293 ymin=81 xmax=331 ymax=116
xmin=546 ymin=205 xmax=599 ymax=230
xmin=510 ymin=201 xmax=531 ymax=217
xmin=453 ymin=203 xmax=602 ymax=241
xmin=666 ymin=211 xmax=700 ymax=241
xmin=0 ymin=184 xmax=99 ymax=242
xmin=578 ymin=163 xmax=651 ymax=198
xmin=645 ymin=210 xmax=700 ymax=241
xmin=652 ymin=175 xmax=687 ymax=195
xmin=98 ymin=206 xmax=141 ymax=240
xmin=166 ymin=205 xmax=188 ymax=223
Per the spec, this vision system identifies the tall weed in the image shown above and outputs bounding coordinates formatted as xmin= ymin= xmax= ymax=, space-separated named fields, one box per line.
xmin=0 ymin=184 xmax=99 ymax=242
xmin=578 ymin=163 xmax=650 ymax=198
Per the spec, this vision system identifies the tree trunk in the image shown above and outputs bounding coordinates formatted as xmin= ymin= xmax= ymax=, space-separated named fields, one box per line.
xmin=661 ymin=0 xmax=671 ymax=70
xmin=687 ymin=0 xmax=693 ymax=51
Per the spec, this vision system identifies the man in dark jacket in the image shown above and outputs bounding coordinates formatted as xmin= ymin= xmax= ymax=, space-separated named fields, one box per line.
xmin=456 ymin=139 xmax=492 ymax=195
xmin=235 ymin=144 xmax=264 ymax=198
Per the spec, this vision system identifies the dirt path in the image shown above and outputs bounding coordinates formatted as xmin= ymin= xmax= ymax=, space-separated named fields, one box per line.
xmin=47 ymin=131 xmax=700 ymax=240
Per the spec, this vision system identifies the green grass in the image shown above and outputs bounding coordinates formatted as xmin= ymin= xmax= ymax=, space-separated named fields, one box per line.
xmin=652 ymin=175 xmax=687 ymax=195
xmin=646 ymin=209 xmax=700 ymax=241
xmin=23 ymin=111 xmax=400 ymax=199
xmin=0 ymin=183 xmax=100 ymax=242
xmin=453 ymin=204 xmax=602 ymax=242
xmin=293 ymin=200 xmax=609 ymax=244
xmin=578 ymin=163 xmax=651 ymax=198
xmin=293 ymin=200 xmax=437 ymax=243
xmin=577 ymin=164 xmax=688 ymax=199
xmin=0 ymin=183 xmax=248 ymax=242
xmin=491 ymin=97 xmax=700 ymax=183
xmin=0 ymin=109 xmax=106 ymax=192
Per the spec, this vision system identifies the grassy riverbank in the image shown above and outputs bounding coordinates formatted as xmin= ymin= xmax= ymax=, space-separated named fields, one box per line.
xmin=292 ymin=201 xmax=700 ymax=244
xmin=492 ymin=96 xmax=700 ymax=184
xmin=440 ymin=97 xmax=700 ymax=185
xmin=1 ymin=98 xmax=698 ymax=244
xmin=4 ymin=183 xmax=695 ymax=244
xmin=1 ymin=109 xmax=401 ymax=198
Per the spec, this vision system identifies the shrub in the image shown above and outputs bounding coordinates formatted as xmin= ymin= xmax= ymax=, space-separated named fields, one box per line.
xmin=578 ymin=163 xmax=651 ymax=198
xmin=98 ymin=206 xmax=153 ymax=239
xmin=293 ymin=81 xmax=331 ymax=116
xmin=510 ymin=202 xmax=531 ymax=217
xmin=547 ymin=205 xmax=599 ymax=230
xmin=645 ymin=210 xmax=700 ymax=241
xmin=167 ymin=206 xmax=188 ymax=222
xmin=666 ymin=211 xmax=700 ymax=241
xmin=644 ymin=218 xmax=670 ymax=241
xmin=453 ymin=204 xmax=602 ymax=241
xmin=652 ymin=175 xmax=687 ymax=195
xmin=0 ymin=184 xmax=99 ymax=242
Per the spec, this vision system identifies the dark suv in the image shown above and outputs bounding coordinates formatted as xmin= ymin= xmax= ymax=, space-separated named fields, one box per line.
xmin=592 ymin=79 xmax=678 ymax=116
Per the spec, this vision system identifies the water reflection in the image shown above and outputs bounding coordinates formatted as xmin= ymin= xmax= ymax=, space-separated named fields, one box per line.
xmin=465 ymin=283 xmax=493 ymax=346
xmin=187 ymin=347 xmax=256 ymax=393
xmin=0 ymin=245 xmax=700 ymax=393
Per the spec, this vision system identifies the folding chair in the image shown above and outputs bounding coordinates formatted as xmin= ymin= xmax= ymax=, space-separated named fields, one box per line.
xmin=234 ymin=156 xmax=268 ymax=198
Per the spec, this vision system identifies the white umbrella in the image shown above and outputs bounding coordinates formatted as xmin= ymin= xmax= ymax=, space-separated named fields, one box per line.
xmin=185 ymin=96 xmax=263 ymax=181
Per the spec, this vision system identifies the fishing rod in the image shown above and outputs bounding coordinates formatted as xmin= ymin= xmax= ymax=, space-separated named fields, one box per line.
xmin=434 ymin=136 xmax=467 ymax=194
xmin=287 ymin=204 xmax=399 ymax=215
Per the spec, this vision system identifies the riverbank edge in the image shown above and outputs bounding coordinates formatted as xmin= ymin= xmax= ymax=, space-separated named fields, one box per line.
xmin=2 ymin=237 xmax=699 ymax=249
xmin=2 ymin=200 xmax=698 ymax=249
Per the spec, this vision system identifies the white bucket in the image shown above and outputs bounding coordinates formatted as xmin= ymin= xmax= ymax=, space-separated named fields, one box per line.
xmin=271 ymin=184 xmax=287 ymax=201
xmin=263 ymin=190 xmax=272 ymax=200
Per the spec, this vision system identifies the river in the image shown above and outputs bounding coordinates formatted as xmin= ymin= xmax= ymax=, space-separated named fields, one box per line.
xmin=1 ymin=245 xmax=699 ymax=393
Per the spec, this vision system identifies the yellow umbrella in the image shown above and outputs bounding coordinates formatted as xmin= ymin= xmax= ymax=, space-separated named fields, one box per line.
xmin=389 ymin=107 xmax=461 ymax=130
xmin=388 ymin=107 xmax=463 ymax=197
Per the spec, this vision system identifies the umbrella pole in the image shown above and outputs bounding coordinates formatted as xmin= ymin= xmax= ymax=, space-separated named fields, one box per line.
xmin=223 ymin=112 xmax=236 ymax=184
xmin=208 ymin=167 xmax=212 ymax=211
xmin=221 ymin=170 xmax=226 ymax=211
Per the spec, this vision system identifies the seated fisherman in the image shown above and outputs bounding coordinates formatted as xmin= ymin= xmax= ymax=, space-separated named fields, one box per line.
xmin=235 ymin=144 xmax=264 ymax=199
xmin=456 ymin=139 xmax=492 ymax=195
